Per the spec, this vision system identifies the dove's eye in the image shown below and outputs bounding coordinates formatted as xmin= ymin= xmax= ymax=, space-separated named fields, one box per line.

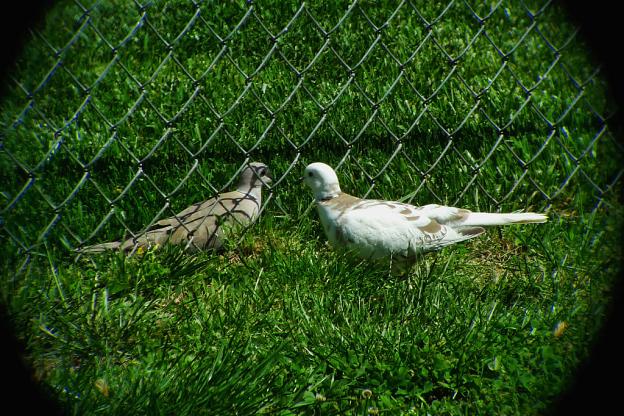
xmin=307 ymin=172 xmax=314 ymax=177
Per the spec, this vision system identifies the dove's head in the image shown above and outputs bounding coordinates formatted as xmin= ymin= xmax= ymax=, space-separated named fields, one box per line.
xmin=238 ymin=162 xmax=272 ymax=192
xmin=304 ymin=162 xmax=342 ymax=201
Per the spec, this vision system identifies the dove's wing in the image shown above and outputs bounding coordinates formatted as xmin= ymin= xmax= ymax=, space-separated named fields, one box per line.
xmin=150 ymin=190 xmax=259 ymax=229
xmin=409 ymin=203 xmax=470 ymax=224
xmin=136 ymin=190 xmax=260 ymax=250
xmin=80 ymin=190 xmax=261 ymax=253
xmin=335 ymin=200 xmax=484 ymax=258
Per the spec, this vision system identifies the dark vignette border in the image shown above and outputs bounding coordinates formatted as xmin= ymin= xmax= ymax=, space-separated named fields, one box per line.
xmin=0 ymin=1 xmax=621 ymax=414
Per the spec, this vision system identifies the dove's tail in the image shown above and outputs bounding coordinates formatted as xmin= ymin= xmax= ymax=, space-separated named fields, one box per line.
xmin=77 ymin=241 xmax=122 ymax=254
xmin=461 ymin=212 xmax=548 ymax=227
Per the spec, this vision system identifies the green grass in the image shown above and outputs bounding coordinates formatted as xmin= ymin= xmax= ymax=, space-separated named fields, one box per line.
xmin=1 ymin=0 xmax=622 ymax=414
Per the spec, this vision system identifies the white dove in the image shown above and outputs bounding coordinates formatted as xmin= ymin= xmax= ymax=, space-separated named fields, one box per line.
xmin=304 ymin=162 xmax=547 ymax=271
xmin=79 ymin=162 xmax=271 ymax=254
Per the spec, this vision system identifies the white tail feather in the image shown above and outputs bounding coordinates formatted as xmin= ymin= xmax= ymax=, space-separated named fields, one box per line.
xmin=462 ymin=212 xmax=548 ymax=227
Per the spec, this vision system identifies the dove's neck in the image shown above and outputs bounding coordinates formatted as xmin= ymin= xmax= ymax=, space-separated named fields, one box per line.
xmin=238 ymin=184 xmax=262 ymax=202
xmin=314 ymin=183 xmax=341 ymax=202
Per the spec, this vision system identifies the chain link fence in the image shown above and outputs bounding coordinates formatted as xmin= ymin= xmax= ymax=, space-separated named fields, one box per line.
xmin=1 ymin=0 xmax=622 ymax=274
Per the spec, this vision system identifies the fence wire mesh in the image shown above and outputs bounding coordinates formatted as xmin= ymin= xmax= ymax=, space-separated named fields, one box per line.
xmin=1 ymin=0 xmax=622 ymax=273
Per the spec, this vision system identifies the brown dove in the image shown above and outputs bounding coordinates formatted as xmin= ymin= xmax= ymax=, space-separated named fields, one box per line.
xmin=79 ymin=162 xmax=271 ymax=254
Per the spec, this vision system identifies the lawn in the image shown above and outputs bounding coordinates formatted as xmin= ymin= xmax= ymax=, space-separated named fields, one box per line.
xmin=1 ymin=0 xmax=622 ymax=414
